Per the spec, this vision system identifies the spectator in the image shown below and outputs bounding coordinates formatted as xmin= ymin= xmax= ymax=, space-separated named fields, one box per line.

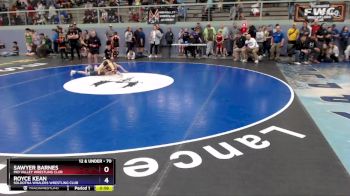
xmin=215 ymin=30 xmax=224 ymax=57
xmin=340 ymin=26 xmax=349 ymax=55
xmin=287 ymin=23 xmax=299 ymax=60
xmin=105 ymin=24 xmax=114 ymax=41
xmin=67 ymin=24 xmax=81 ymax=61
xmin=248 ymin=25 xmax=257 ymax=38
xmin=240 ymin=23 xmax=248 ymax=34
xmin=0 ymin=41 xmax=19 ymax=57
xmin=300 ymin=21 xmax=311 ymax=37
xmin=294 ymin=34 xmax=309 ymax=64
xmin=87 ymin=30 xmax=101 ymax=64
xmin=344 ymin=44 xmax=350 ymax=61
xmin=270 ymin=25 xmax=284 ymax=61
xmin=255 ymin=26 xmax=265 ymax=56
xmin=57 ymin=27 xmax=68 ymax=60
xmin=263 ymin=25 xmax=273 ymax=57
xmin=24 ymin=28 xmax=34 ymax=55
xmin=36 ymin=33 xmax=49 ymax=58
xmin=316 ymin=23 xmax=327 ymax=46
xmin=218 ymin=24 xmax=229 ymax=56
xmin=325 ymin=42 xmax=339 ymax=62
xmin=311 ymin=19 xmax=320 ymax=36
xmin=111 ymin=32 xmax=120 ymax=58
xmin=80 ymin=30 xmax=89 ymax=58
xmin=104 ymin=42 xmax=113 ymax=60
xmin=52 ymin=28 xmax=59 ymax=53
xmin=177 ymin=28 xmax=185 ymax=55
xmin=331 ymin=24 xmax=339 ymax=42
xmin=184 ymin=33 xmax=196 ymax=58
xmin=125 ymin=26 xmax=134 ymax=55
xmin=307 ymin=34 xmax=320 ymax=63
xmin=48 ymin=4 xmax=57 ymax=24
xmin=242 ymin=33 xmax=259 ymax=64
xmin=134 ymin=28 xmax=144 ymax=57
xmin=203 ymin=23 xmax=216 ymax=57
xmin=165 ymin=27 xmax=174 ymax=58
xmin=148 ymin=24 xmax=162 ymax=58
xmin=233 ymin=32 xmax=246 ymax=62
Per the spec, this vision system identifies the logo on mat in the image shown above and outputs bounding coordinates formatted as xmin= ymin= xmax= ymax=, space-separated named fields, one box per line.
xmin=63 ymin=73 xmax=174 ymax=95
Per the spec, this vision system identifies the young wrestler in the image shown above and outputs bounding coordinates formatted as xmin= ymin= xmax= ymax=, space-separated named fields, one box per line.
xmin=70 ymin=59 xmax=127 ymax=76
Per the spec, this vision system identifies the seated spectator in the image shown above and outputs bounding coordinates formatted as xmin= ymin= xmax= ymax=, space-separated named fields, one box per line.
xmin=324 ymin=42 xmax=339 ymax=63
xmin=233 ymin=32 xmax=246 ymax=62
xmin=242 ymin=33 xmax=259 ymax=64
xmin=0 ymin=41 xmax=19 ymax=57
xmin=294 ymin=34 xmax=309 ymax=64
xmin=37 ymin=33 xmax=49 ymax=58
xmin=307 ymin=34 xmax=320 ymax=64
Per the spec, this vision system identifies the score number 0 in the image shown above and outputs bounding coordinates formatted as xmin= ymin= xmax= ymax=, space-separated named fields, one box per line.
xmin=103 ymin=166 xmax=110 ymax=184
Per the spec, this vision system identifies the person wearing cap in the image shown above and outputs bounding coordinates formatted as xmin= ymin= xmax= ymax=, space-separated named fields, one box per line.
xmin=287 ymin=23 xmax=300 ymax=61
xmin=106 ymin=24 xmax=114 ymax=42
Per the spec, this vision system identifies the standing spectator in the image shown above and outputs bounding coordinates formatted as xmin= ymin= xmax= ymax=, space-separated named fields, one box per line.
xmin=311 ymin=19 xmax=320 ymax=36
xmin=242 ymin=33 xmax=259 ymax=64
xmin=80 ymin=30 xmax=89 ymax=58
xmin=125 ymin=26 xmax=134 ymax=55
xmin=316 ymin=23 xmax=327 ymax=47
xmin=255 ymin=26 xmax=265 ymax=56
xmin=263 ymin=25 xmax=273 ymax=57
xmin=111 ymin=32 xmax=120 ymax=58
xmin=137 ymin=28 xmax=145 ymax=57
xmin=67 ymin=24 xmax=81 ymax=61
xmin=57 ymin=27 xmax=68 ymax=60
xmin=177 ymin=28 xmax=185 ymax=55
xmin=270 ymin=25 xmax=284 ymax=61
xmin=331 ymin=24 xmax=339 ymax=42
xmin=300 ymin=21 xmax=311 ymax=37
xmin=105 ymin=24 xmax=114 ymax=41
xmin=52 ymin=28 xmax=59 ymax=53
xmin=87 ymin=30 xmax=101 ymax=64
xmin=24 ymin=28 xmax=34 ymax=55
xmin=344 ymin=44 xmax=350 ymax=61
xmin=340 ymin=26 xmax=349 ymax=55
xmin=248 ymin=25 xmax=257 ymax=38
xmin=218 ymin=24 xmax=229 ymax=56
xmin=287 ymin=23 xmax=299 ymax=60
xmin=233 ymin=32 xmax=246 ymax=61
xmin=215 ymin=30 xmax=224 ymax=57
xmin=165 ymin=27 xmax=174 ymax=58
xmin=203 ymin=23 xmax=216 ymax=57
xmin=148 ymin=25 xmax=162 ymax=58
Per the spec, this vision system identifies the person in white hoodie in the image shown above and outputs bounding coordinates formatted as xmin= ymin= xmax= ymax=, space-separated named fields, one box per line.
xmin=242 ymin=33 xmax=259 ymax=64
xmin=148 ymin=25 xmax=162 ymax=58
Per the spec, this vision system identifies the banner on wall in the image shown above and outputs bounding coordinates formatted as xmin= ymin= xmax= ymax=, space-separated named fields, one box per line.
xmin=147 ymin=8 xmax=177 ymax=24
xmin=294 ymin=2 xmax=346 ymax=22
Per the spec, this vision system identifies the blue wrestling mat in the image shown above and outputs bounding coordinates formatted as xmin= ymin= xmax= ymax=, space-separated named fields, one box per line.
xmin=0 ymin=62 xmax=293 ymax=155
